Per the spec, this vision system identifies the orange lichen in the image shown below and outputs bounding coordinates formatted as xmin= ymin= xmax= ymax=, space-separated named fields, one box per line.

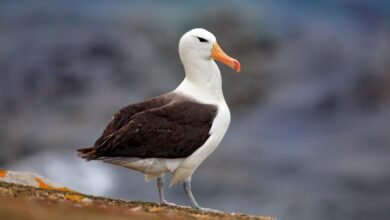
xmin=0 ymin=170 xmax=7 ymax=178
xmin=34 ymin=178 xmax=71 ymax=192
xmin=64 ymin=194 xmax=86 ymax=202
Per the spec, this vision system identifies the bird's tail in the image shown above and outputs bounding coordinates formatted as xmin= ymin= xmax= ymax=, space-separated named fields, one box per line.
xmin=76 ymin=147 xmax=98 ymax=161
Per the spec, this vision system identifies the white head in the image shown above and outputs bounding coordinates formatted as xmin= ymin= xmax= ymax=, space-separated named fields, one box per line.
xmin=178 ymin=28 xmax=241 ymax=82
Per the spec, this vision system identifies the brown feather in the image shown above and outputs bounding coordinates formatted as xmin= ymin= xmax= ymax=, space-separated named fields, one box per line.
xmin=77 ymin=93 xmax=217 ymax=160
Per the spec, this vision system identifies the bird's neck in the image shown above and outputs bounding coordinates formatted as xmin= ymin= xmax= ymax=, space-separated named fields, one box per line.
xmin=175 ymin=59 xmax=225 ymax=103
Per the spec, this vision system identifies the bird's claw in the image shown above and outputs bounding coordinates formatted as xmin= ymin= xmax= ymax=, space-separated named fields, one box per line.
xmin=160 ymin=200 xmax=177 ymax=206
xmin=193 ymin=206 xmax=223 ymax=213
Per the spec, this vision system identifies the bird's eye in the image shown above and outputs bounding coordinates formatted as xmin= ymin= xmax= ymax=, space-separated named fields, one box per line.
xmin=197 ymin=37 xmax=208 ymax=43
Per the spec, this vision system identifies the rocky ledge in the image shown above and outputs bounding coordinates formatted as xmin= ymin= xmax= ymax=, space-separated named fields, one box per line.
xmin=0 ymin=170 xmax=275 ymax=220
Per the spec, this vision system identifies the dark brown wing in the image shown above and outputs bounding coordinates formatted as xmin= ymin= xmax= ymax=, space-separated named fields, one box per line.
xmin=93 ymin=93 xmax=176 ymax=147
xmin=77 ymin=94 xmax=218 ymax=160
xmin=77 ymin=93 xmax=176 ymax=160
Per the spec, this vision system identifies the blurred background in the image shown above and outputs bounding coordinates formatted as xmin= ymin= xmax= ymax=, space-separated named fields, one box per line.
xmin=1 ymin=0 xmax=390 ymax=219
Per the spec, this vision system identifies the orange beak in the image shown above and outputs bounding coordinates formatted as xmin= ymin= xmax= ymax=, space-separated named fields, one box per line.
xmin=211 ymin=42 xmax=241 ymax=72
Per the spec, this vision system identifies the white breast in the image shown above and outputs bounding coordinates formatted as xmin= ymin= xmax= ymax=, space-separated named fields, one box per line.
xmin=165 ymin=75 xmax=231 ymax=186
xmin=169 ymin=101 xmax=230 ymax=186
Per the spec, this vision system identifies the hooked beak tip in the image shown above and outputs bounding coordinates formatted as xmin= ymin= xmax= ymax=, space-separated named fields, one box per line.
xmin=233 ymin=60 xmax=241 ymax=73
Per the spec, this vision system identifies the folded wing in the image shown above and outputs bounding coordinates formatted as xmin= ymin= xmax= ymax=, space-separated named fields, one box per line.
xmin=77 ymin=94 xmax=217 ymax=160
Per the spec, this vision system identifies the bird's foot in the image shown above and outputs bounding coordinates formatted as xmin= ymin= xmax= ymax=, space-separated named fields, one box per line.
xmin=192 ymin=206 xmax=223 ymax=213
xmin=160 ymin=200 xmax=177 ymax=207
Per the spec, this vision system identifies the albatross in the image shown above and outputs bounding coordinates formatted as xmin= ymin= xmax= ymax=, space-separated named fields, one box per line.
xmin=77 ymin=28 xmax=241 ymax=210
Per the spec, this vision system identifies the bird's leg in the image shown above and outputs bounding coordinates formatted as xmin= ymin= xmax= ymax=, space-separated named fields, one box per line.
xmin=183 ymin=179 xmax=222 ymax=212
xmin=157 ymin=177 xmax=175 ymax=206
xmin=183 ymin=179 xmax=201 ymax=209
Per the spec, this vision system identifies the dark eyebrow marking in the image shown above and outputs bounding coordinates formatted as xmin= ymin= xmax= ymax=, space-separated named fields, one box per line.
xmin=195 ymin=36 xmax=208 ymax=43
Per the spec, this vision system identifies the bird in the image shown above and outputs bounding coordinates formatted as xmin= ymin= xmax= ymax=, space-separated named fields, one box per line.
xmin=77 ymin=28 xmax=241 ymax=210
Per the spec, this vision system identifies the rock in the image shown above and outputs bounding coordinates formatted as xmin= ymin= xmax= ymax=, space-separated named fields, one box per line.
xmin=0 ymin=170 xmax=71 ymax=192
xmin=0 ymin=170 xmax=275 ymax=220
